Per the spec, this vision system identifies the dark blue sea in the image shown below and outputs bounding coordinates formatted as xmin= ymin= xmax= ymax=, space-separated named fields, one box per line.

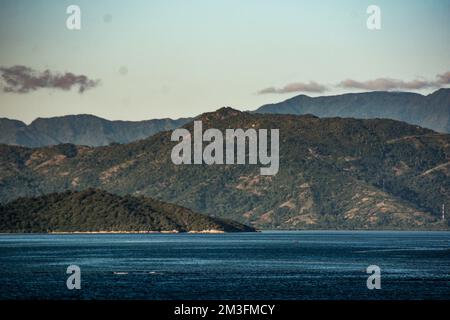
xmin=0 ymin=231 xmax=449 ymax=300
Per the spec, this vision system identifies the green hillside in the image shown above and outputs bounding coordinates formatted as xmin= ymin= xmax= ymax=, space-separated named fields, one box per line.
xmin=0 ymin=108 xmax=449 ymax=230
xmin=0 ymin=189 xmax=256 ymax=233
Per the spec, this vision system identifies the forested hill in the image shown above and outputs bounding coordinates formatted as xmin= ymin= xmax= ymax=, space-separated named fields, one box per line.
xmin=0 ymin=189 xmax=256 ymax=233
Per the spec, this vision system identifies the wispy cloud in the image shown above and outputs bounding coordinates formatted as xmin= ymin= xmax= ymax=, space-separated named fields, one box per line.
xmin=338 ymin=71 xmax=450 ymax=91
xmin=0 ymin=65 xmax=100 ymax=94
xmin=258 ymin=81 xmax=328 ymax=94
xmin=436 ymin=71 xmax=450 ymax=85
xmin=258 ymin=71 xmax=450 ymax=95
xmin=337 ymin=78 xmax=437 ymax=91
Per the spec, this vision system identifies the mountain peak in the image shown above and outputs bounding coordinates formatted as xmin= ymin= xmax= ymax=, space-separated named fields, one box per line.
xmin=199 ymin=107 xmax=243 ymax=122
xmin=215 ymin=106 xmax=242 ymax=115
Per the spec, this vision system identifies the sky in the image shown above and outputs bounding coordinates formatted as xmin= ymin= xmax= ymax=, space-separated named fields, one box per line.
xmin=0 ymin=0 xmax=449 ymax=123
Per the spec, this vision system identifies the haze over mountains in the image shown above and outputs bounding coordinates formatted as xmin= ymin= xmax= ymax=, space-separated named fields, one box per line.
xmin=1 ymin=108 xmax=448 ymax=230
xmin=257 ymin=88 xmax=450 ymax=133
xmin=0 ymin=89 xmax=449 ymax=148
xmin=0 ymin=114 xmax=191 ymax=147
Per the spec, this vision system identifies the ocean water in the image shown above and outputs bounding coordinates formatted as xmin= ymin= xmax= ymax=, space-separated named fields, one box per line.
xmin=0 ymin=231 xmax=449 ymax=300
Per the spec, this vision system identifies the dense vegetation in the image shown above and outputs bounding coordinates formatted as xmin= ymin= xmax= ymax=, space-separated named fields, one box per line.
xmin=0 ymin=108 xmax=449 ymax=230
xmin=0 ymin=189 xmax=256 ymax=233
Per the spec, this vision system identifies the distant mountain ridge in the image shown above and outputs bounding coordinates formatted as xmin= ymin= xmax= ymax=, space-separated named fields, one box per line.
xmin=1 ymin=89 xmax=449 ymax=148
xmin=0 ymin=114 xmax=192 ymax=147
xmin=256 ymin=88 xmax=450 ymax=133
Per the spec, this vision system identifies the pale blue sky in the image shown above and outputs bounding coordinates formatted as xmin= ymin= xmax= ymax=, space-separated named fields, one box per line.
xmin=0 ymin=0 xmax=449 ymax=123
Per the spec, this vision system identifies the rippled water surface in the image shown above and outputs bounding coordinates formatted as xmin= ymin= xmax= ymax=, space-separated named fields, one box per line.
xmin=0 ymin=231 xmax=449 ymax=299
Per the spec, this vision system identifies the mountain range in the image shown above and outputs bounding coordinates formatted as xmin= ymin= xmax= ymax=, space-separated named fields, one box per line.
xmin=0 ymin=114 xmax=191 ymax=147
xmin=256 ymin=88 xmax=450 ymax=133
xmin=0 ymin=89 xmax=449 ymax=148
xmin=1 ymin=108 xmax=448 ymax=230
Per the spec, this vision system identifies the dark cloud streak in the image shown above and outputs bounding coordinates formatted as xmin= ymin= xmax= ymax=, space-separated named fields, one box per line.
xmin=0 ymin=65 xmax=99 ymax=94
